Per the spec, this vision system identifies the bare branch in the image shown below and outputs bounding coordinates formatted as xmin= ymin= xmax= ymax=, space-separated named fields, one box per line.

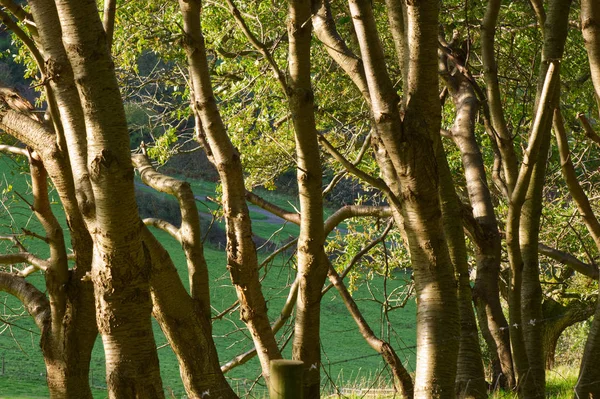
xmin=322 ymin=131 xmax=372 ymax=197
xmin=0 ymin=144 xmax=28 ymax=157
xmin=0 ymin=110 xmax=55 ymax=155
xmin=538 ymin=243 xmax=599 ymax=280
xmin=245 ymin=191 xmax=301 ymax=225
xmin=577 ymin=112 xmax=600 ymax=145
xmin=0 ymin=252 xmax=49 ymax=270
xmin=224 ymin=0 xmax=288 ymax=92
xmin=317 ymin=134 xmax=401 ymax=208
xmin=221 ymin=278 xmax=299 ymax=373
xmin=0 ymin=272 xmax=49 ymax=331
xmin=143 ymin=218 xmax=180 ymax=240
xmin=554 ymin=108 xmax=600 ymax=250
xmin=324 ymin=205 xmax=392 ymax=235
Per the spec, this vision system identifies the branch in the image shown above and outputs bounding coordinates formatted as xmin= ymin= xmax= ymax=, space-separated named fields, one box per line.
xmin=326 ymin=262 xmax=413 ymax=397
xmin=224 ymin=0 xmax=288 ymax=92
xmin=0 ymin=0 xmax=34 ymax=27
xmin=510 ymin=61 xmax=558 ymax=208
xmin=102 ymin=0 xmax=117 ymax=51
xmin=221 ymin=278 xmax=299 ymax=373
xmin=245 ymin=191 xmax=301 ymax=225
xmin=0 ymin=110 xmax=55 ymax=155
xmin=554 ymin=108 xmax=600 ymax=250
xmin=29 ymin=155 xmax=69 ymax=334
xmin=0 ymin=10 xmax=44 ymax=72
xmin=0 ymin=252 xmax=49 ymax=271
xmin=0 ymin=272 xmax=49 ymax=331
xmin=577 ymin=112 xmax=600 ymax=145
xmin=324 ymin=205 xmax=392 ymax=235
xmin=322 ymin=131 xmax=372 ymax=197
xmin=322 ymin=218 xmax=394 ymax=294
xmin=538 ymin=243 xmax=599 ymax=280
xmin=134 ymin=153 xmax=211 ymax=308
xmin=312 ymin=0 xmax=370 ymax=102
xmin=143 ymin=218 xmax=180 ymax=240
xmin=0 ymin=144 xmax=28 ymax=157
xmin=317 ymin=134 xmax=402 ymax=208
xmin=529 ymin=0 xmax=546 ymax=28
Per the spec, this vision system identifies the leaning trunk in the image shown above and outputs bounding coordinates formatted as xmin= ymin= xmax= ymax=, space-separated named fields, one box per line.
xmin=177 ymin=0 xmax=281 ymax=380
xmin=519 ymin=3 xmax=570 ymax=397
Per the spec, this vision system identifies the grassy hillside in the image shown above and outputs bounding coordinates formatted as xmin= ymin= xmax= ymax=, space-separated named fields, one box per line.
xmin=0 ymin=156 xmax=416 ymax=398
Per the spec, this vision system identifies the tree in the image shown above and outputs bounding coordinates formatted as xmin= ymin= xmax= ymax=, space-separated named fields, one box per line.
xmin=2 ymin=0 xmax=600 ymax=398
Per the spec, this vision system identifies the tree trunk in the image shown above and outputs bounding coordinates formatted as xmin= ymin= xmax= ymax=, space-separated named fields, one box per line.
xmin=142 ymin=228 xmax=237 ymax=398
xmin=541 ymin=298 xmax=595 ymax=370
xmin=287 ymin=1 xmax=329 ymax=397
xmin=519 ymin=3 xmax=571 ymax=397
xmin=177 ymin=0 xmax=281 ymax=381
xmin=437 ymin=147 xmax=487 ymax=399
xmin=53 ymin=0 xmax=164 ymax=395
xmin=347 ymin=0 xmax=460 ymax=396
xmin=575 ymin=3 xmax=600 ymax=396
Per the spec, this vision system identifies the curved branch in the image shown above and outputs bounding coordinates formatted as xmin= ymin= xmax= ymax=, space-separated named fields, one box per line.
xmin=538 ymin=243 xmax=599 ymax=280
xmin=324 ymin=205 xmax=392 ymax=234
xmin=0 ymin=272 xmax=49 ymax=331
xmin=245 ymin=191 xmax=301 ymax=225
xmin=134 ymin=153 xmax=211 ymax=309
xmin=143 ymin=218 xmax=180 ymax=240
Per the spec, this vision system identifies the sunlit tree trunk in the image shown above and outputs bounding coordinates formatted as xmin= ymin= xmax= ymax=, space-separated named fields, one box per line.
xmin=346 ymin=0 xmax=460 ymax=396
xmin=518 ymin=3 xmax=571 ymax=397
xmin=53 ymin=0 xmax=164 ymax=395
xmin=177 ymin=0 xmax=281 ymax=381
xmin=287 ymin=0 xmax=329 ymax=397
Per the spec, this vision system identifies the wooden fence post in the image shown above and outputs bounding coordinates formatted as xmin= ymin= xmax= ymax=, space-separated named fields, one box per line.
xmin=269 ymin=359 xmax=304 ymax=399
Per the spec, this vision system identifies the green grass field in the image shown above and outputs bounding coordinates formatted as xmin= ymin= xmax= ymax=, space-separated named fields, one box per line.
xmin=0 ymin=157 xmax=416 ymax=398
